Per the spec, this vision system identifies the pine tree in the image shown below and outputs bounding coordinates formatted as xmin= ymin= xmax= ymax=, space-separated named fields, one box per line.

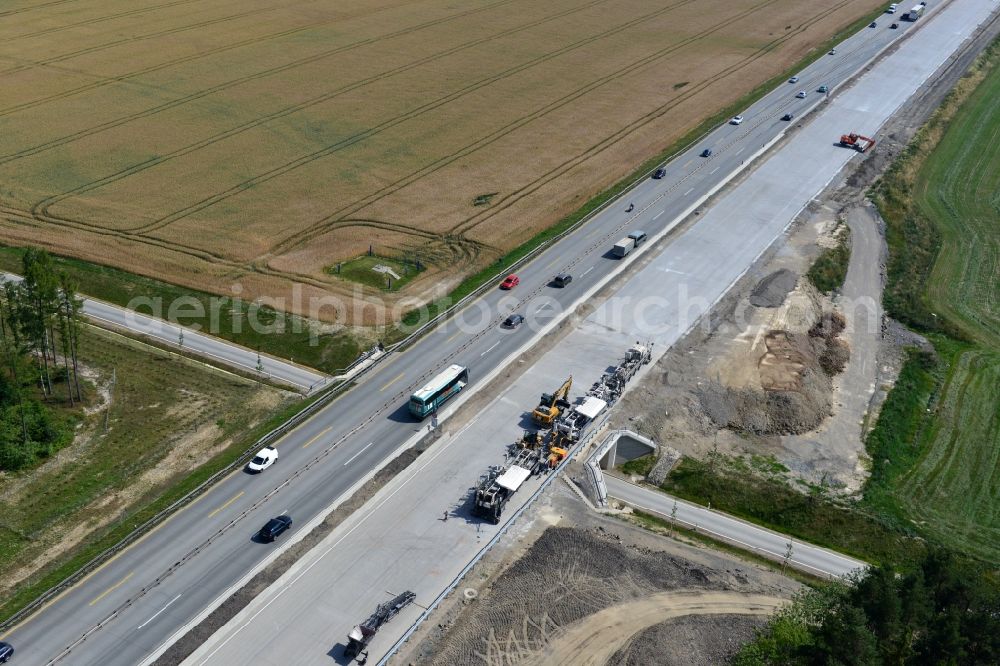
xmin=59 ymin=272 xmax=84 ymax=402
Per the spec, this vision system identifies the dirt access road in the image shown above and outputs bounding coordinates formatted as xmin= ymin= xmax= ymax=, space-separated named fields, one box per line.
xmin=403 ymin=485 xmax=799 ymax=666
xmin=782 ymin=203 xmax=884 ymax=486
xmin=521 ymin=590 xmax=785 ymax=666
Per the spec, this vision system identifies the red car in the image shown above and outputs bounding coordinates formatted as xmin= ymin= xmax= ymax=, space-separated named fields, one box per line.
xmin=499 ymin=274 xmax=520 ymax=290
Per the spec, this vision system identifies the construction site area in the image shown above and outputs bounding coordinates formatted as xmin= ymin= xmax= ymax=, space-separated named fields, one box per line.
xmin=388 ymin=11 xmax=999 ymax=662
xmin=399 ymin=487 xmax=799 ymax=666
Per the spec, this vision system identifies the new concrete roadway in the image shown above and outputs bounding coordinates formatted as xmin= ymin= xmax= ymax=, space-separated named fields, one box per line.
xmin=604 ymin=476 xmax=866 ymax=579
xmin=185 ymin=1 xmax=995 ymax=664
xmin=0 ymin=272 xmax=329 ymax=393
xmin=185 ymin=0 xmax=996 ymax=666
xmin=3 ymin=1 xmax=994 ymax=664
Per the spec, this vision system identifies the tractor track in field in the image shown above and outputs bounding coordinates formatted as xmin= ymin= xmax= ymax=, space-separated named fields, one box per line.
xmin=0 ymin=0 xmax=320 ymax=76
xmin=275 ymin=0 xmax=863 ymax=256
xmin=0 ymin=0 xmax=521 ymax=118
xmin=22 ymin=0 xmax=616 ymax=221
xmin=446 ymin=0 xmax=873 ymax=239
xmin=10 ymin=0 xmax=718 ymax=281
xmin=4 ymin=0 xmax=877 ymax=295
xmin=0 ymin=0 xmax=86 ymax=20
xmin=49 ymin=0 xmax=702 ymax=237
xmin=258 ymin=0 xmax=795 ymax=258
xmin=4 ymin=0 xmax=219 ymax=42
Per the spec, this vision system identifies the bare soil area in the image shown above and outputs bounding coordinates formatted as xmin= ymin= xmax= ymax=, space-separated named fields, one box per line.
xmin=610 ymin=613 xmax=767 ymax=665
xmin=607 ymin=8 xmax=1000 ymax=491
xmin=0 ymin=0 xmax=884 ymax=320
xmin=521 ymin=590 xmax=784 ymax=666
xmin=398 ymin=485 xmax=798 ymax=665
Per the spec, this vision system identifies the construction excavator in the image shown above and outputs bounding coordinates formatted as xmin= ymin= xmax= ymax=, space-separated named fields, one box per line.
xmin=838 ymin=132 xmax=876 ymax=152
xmin=531 ymin=376 xmax=572 ymax=426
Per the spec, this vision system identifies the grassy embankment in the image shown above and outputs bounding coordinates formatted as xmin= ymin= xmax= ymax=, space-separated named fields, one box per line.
xmin=0 ymin=327 xmax=300 ymax=623
xmin=807 ymin=224 xmax=851 ymax=293
xmin=647 ymin=37 xmax=1000 ymax=569
xmin=0 ymin=248 xmax=362 ymax=375
xmin=864 ymin=36 xmax=1000 ymax=563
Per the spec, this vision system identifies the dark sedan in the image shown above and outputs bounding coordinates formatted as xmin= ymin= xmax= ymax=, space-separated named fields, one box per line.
xmin=502 ymin=314 xmax=525 ymax=329
xmin=258 ymin=515 xmax=293 ymax=542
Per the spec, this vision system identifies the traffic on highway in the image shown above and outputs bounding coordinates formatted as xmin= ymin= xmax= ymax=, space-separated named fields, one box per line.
xmin=0 ymin=11 xmax=939 ymax=666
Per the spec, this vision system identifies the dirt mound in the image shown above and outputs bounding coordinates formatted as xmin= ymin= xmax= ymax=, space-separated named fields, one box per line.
xmin=759 ymin=330 xmax=816 ymax=391
xmin=697 ymin=367 xmax=832 ymax=435
xmin=696 ymin=309 xmax=851 ymax=435
xmin=610 ymin=613 xmax=767 ymax=666
xmin=426 ymin=527 xmax=749 ymax=666
xmin=749 ymin=269 xmax=799 ymax=308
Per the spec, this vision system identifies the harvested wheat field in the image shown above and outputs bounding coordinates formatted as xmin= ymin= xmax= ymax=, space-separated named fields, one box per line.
xmin=0 ymin=0 xmax=882 ymax=321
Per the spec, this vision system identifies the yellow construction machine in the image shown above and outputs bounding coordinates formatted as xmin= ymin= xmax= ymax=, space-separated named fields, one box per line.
xmin=531 ymin=376 xmax=572 ymax=426
xmin=546 ymin=445 xmax=569 ymax=469
xmin=518 ymin=430 xmax=542 ymax=449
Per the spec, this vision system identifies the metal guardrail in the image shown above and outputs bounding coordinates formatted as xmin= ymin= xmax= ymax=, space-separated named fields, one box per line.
xmin=384 ymin=115 xmax=728 ymax=355
xmin=0 ymin=13 xmax=854 ymax=631
xmin=377 ymin=412 xmax=613 ymax=665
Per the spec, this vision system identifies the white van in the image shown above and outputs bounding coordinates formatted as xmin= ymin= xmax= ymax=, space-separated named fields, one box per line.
xmin=612 ymin=238 xmax=634 ymax=258
xmin=887 ymin=3 xmax=897 ymax=12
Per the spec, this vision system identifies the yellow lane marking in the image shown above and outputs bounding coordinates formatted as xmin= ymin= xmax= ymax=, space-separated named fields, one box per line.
xmin=301 ymin=425 xmax=332 ymax=449
xmin=380 ymin=372 xmax=404 ymax=392
xmin=208 ymin=491 xmax=245 ymax=518
xmin=545 ymin=256 xmax=561 ymax=270
xmin=446 ymin=330 xmax=463 ymax=343
xmin=89 ymin=571 xmax=134 ymax=606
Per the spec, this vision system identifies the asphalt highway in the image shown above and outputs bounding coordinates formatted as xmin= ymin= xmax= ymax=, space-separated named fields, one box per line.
xmin=605 ymin=476 xmax=866 ymax=578
xmin=0 ymin=272 xmax=329 ymax=393
xmin=1 ymin=2 xmax=987 ymax=664
xmin=185 ymin=1 xmax=999 ymax=663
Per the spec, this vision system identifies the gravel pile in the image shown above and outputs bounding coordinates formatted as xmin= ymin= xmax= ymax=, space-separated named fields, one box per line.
xmin=749 ymin=269 xmax=798 ymax=308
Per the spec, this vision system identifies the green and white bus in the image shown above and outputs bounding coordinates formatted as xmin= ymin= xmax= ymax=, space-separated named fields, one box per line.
xmin=409 ymin=364 xmax=469 ymax=419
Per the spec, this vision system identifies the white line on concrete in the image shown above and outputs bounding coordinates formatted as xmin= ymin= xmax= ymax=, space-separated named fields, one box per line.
xmin=137 ymin=595 xmax=181 ymax=630
xmin=709 ymin=167 xmax=720 ymax=174
xmin=480 ymin=341 xmax=500 ymax=357
xmin=191 ymin=416 xmax=477 ymax=666
xmin=683 ymin=188 xmax=694 ymax=196
xmin=736 ymin=146 xmax=745 ymax=155
xmin=582 ymin=266 xmax=594 ymax=276
xmin=653 ymin=210 xmax=664 ymax=220
xmin=343 ymin=443 xmax=374 ymax=466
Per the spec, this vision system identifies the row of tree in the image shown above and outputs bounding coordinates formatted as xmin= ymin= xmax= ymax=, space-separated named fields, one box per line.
xmin=0 ymin=249 xmax=82 ymax=471
xmin=734 ymin=549 xmax=1000 ymax=665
